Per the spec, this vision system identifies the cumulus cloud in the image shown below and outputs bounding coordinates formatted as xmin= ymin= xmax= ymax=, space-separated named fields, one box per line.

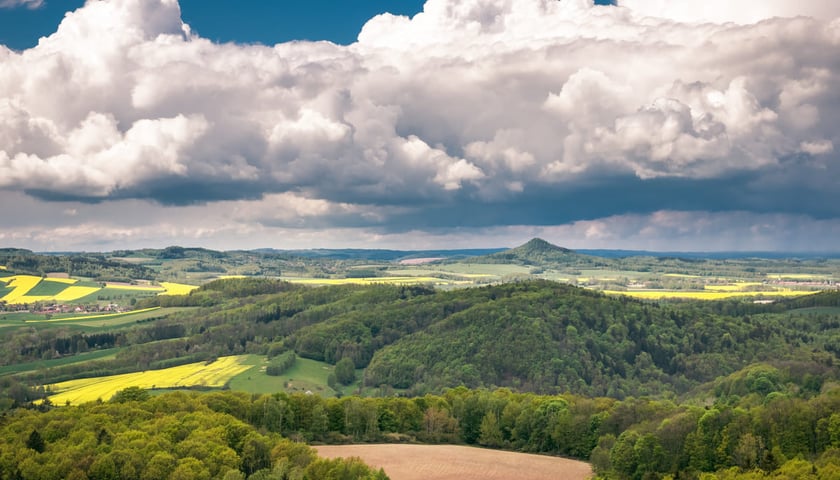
xmin=1 ymin=0 xmax=839 ymax=250
xmin=619 ymin=0 xmax=840 ymax=25
xmin=0 ymin=0 xmax=44 ymax=9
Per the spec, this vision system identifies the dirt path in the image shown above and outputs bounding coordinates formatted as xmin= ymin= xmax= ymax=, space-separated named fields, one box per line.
xmin=314 ymin=444 xmax=593 ymax=480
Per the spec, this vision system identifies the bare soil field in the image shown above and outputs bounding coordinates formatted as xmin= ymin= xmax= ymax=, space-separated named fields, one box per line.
xmin=314 ymin=444 xmax=593 ymax=480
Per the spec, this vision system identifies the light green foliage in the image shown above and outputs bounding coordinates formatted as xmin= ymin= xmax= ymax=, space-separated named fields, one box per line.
xmin=0 ymin=392 xmax=388 ymax=480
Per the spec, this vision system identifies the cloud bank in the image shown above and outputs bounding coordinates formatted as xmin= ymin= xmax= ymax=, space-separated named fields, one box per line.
xmin=1 ymin=0 xmax=839 ymax=251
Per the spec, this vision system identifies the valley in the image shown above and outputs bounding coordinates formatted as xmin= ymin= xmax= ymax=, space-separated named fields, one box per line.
xmin=1 ymin=240 xmax=839 ymax=480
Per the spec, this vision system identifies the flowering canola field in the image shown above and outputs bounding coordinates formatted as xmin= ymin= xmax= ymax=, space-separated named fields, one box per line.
xmin=603 ymin=289 xmax=816 ymax=300
xmin=45 ymin=356 xmax=252 ymax=405
xmin=0 ymin=275 xmax=43 ymax=303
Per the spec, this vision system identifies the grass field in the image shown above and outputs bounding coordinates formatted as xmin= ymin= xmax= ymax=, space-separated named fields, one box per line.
xmin=439 ymin=263 xmax=532 ymax=276
xmin=767 ymin=273 xmax=833 ymax=280
xmin=44 ymin=356 xmax=252 ymax=405
xmin=20 ymin=306 xmax=168 ymax=326
xmin=603 ymin=289 xmax=818 ymax=300
xmin=24 ymin=279 xmax=74 ymax=296
xmin=314 ymin=444 xmax=593 ymax=480
xmin=5 ymin=307 xmax=192 ymax=329
xmin=227 ymin=355 xmax=363 ymax=396
xmin=0 ymin=348 xmax=121 ymax=377
xmin=385 ymin=268 xmax=495 ymax=279
xmin=703 ymin=282 xmax=765 ymax=292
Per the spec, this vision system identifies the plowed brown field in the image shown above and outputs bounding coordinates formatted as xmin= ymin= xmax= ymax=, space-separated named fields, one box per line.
xmin=314 ymin=444 xmax=593 ymax=480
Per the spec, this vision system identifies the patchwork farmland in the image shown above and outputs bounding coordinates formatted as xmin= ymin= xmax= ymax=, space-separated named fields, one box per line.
xmin=0 ymin=274 xmax=198 ymax=305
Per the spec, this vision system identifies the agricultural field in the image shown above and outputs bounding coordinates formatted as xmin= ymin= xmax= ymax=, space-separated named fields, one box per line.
xmin=0 ymin=275 xmax=197 ymax=305
xmin=283 ymin=276 xmax=463 ymax=287
xmin=0 ymin=348 xmax=121 ymax=377
xmin=43 ymin=355 xmax=251 ymax=405
xmin=314 ymin=444 xmax=593 ymax=480
xmin=603 ymin=289 xmax=817 ymax=300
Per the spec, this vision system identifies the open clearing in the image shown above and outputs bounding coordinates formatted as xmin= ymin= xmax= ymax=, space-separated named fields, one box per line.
xmin=227 ymin=355 xmax=366 ymax=397
xmin=314 ymin=444 xmax=592 ymax=480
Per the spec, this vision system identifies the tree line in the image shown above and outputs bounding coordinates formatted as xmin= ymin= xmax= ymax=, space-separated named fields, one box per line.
xmin=4 ymin=377 xmax=839 ymax=479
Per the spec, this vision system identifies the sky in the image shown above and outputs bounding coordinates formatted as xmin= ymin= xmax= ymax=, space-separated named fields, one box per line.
xmin=0 ymin=0 xmax=839 ymax=252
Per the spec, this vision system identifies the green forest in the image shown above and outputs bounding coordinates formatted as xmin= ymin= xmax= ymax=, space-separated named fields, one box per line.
xmin=2 ymin=274 xmax=840 ymax=479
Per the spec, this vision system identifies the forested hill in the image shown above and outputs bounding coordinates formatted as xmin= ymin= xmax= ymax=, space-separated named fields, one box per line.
xmin=0 ymin=249 xmax=156 ymax=281
xmin=359 ymin=282 xmax=840 ymax=397
xmin=8 ymin=278 xmax=835 ymax=401
xmin=465 ymin=238 xmax=610 ymax=267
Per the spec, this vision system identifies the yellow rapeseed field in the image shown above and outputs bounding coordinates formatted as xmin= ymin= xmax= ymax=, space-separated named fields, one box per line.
xmin=159 ymin=282 xmax=199 ymax=295
xmin=45 ymin=356 xmax=252 ymax=405
xmin=52 ymin=286 xmax=102 ymax=302
xmin=0 ymin=275 xmax=43 ymax=303
xmin=603 ymin=290 xmax=817 ymax=300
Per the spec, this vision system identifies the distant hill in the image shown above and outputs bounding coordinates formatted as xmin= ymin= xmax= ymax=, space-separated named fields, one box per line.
xmin=468 ymin=238 xmax=610 ymax=267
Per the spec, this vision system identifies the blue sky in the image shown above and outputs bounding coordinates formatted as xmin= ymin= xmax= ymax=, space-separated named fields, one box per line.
xmin=0 ymin=1 xmax=426 ymax=48
xmin=0 ymin=1 xmax=615 ymax=49
xmin=0 ymin=0 xmax=838 ymax=252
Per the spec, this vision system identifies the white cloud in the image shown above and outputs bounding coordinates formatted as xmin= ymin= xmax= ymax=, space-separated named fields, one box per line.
xmin=618 ymin=0 xmax=840 ymax=25
xmin=800 ymin=140 xmax=834 ymax=155
xmin=1 ymin=0 xmax=839 ymax=250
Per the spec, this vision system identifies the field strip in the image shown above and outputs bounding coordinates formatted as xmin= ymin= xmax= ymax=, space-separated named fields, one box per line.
xmin=104 ymin=283 xmax=165 ymax=291
xmin=159 ymin=282 xmax=199 ymax=295
xmin=603 ymin=290 xmax=818 ymax=300
xmin=44 ymin=356 xmax=251 ymax=405
xmin=44 ymin=277 xmax=78 ymax=285
xmin=14 ymin=295 xmax=55 ymax=304
xmin=25 ymin=306 xmax=161 ymax=323
xmin=703 ymin=282 xmax=764 ymax=292
xmin=315 ymin=444 xmax=593 ymax=480
xmin=766 ymin=273 xmax=832 ymax=280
